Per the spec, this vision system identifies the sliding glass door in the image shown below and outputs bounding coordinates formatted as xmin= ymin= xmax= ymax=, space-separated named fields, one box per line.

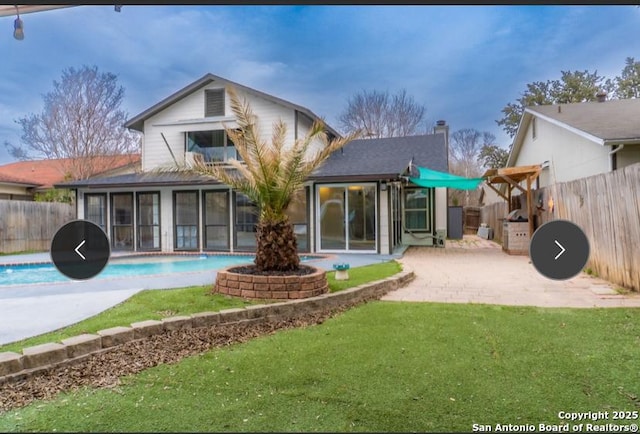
xmin=174 ymin=191 xmax=199 ymax=250
xmin=203 ymin=190 xmax=229 ymax=250
xmin=137 ymin=192 xmax=160 ymax=250
xmin=111 ymin=193 xmax=133 ymax=250
xmin=317 ymin=184 xmax=377 ymax=252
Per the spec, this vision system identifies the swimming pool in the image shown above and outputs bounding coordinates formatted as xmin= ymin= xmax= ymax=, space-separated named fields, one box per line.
xmin=0 ymin=254 xmax=258 ymax=286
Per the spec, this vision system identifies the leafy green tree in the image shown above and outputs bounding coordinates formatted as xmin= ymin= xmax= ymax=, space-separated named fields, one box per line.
xmin=497 ymin=70 xmax=612 ymax=138
xmin=192 ymin=87 xmax=359 ymax=272
xmin=478 ymin=144 xmax=509 ymax=169
xmin=614 ymin=57 xmax=640 ymax=99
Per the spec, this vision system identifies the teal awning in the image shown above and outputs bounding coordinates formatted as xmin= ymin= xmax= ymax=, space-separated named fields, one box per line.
xmin=409 ymin=166 xmax=483 ymax=190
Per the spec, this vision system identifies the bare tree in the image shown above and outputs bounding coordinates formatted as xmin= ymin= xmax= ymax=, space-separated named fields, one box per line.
xmin=338 ymin=89 xmax=426 ymax=138
xmin=449 ymin=129 xmax=494 ymax=206
xmin=5 ymin=65 xmax=140 ymax=179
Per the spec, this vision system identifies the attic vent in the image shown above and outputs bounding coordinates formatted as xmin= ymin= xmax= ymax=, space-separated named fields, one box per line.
xmin=205 ymin=89 xmax=225 ymax=117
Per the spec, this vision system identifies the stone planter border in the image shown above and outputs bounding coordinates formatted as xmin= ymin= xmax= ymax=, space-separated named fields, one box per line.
xmin=0 ymin=266 xmax=414 ymax=385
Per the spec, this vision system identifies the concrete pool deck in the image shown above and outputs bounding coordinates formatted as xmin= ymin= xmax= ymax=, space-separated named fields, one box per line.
xmin=0 ymin=251 xmax=401 ymax=345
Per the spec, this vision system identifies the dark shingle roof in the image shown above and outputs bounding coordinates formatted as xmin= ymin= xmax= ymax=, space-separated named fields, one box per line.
xmin=58 ymin=134 xmax=448 ymax=188
xmin=310 ymin=134 xmax=447 ymax=181
xmin=56 ymin=171 xmax=222 ymax=189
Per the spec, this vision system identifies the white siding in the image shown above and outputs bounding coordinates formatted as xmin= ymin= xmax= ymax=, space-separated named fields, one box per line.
xmin=141 ymin=85 xmax=297 ymax=171
xmin=435 ymin=187 xmax=447 ymax=235
xmin=296 ymin=111 xmax=326 ymax=158
xmin=515 ymin=117 xmax=610 ymax=187
xmin=379 ymin=187 xmax=390 ymax=254
xmin=618 ymin=145 xmax=640 ymax=169
xmin=0 ymin=184 xmax=30 ymax=196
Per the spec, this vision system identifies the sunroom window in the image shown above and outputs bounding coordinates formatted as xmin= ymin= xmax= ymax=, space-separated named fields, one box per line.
xmin=186 ymin=130 xmax=238 ymax=163
xmin=404 ymin=188 xmax=431 ymax=232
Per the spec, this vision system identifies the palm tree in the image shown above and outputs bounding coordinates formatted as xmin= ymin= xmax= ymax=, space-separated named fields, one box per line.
xmin=191 ymin=86 xmax=359 ymax=272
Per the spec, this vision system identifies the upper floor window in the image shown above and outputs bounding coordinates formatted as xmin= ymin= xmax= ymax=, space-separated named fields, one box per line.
xmin=205 ymin=89 xmax=225 ymax=117
xmin=187 ymin=130 xmax=239 ymax=163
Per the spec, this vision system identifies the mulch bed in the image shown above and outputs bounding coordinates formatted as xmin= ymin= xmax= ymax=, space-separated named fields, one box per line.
xmin=0 ymin=308 xmax=344 ymax=414
xmin=228 ymin=264 xmax=316 ymax=276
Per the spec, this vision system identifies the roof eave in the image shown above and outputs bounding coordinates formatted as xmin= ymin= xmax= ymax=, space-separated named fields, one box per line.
xmin=125 ymin=74 xmax=215 ymax=132
xmin=603 ymin=138 xmax=640 ymax=146
xmin=55 ymin=177 xmax=224 ymax=189
xmin=308 ymin=173 xmax=400 ymax=182
xmin=125 ymin=73 xmax=341 ymax=137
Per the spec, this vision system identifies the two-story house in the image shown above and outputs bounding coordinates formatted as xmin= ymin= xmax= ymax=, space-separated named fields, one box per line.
xmin=58 ymin=73 xmax=451 ymax=254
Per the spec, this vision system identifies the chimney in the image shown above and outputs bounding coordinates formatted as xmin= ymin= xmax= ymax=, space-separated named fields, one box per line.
xmin=433 ymin=120 xmax=450 ymax=170
xmin=596 ymin=90 xmax=607 ymax=102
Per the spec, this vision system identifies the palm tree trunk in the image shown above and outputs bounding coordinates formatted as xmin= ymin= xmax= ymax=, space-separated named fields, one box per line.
xmin=255 ymin=217 xmax=300 ymax=272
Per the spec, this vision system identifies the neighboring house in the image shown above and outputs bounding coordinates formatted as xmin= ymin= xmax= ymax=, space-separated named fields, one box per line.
xmin=507 ymin=97 xmax=640 ymax=188
xmin=57 ymin=73 xmax=450 ymax=255
xmin=0 ymin=173 xmax=39 ymax=200
xmin=0 ymin=155 xmax=140 ymax=200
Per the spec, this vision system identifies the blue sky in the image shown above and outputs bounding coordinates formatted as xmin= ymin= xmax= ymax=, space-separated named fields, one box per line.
xmin=1 ymin=5 xmax=639 ymax=164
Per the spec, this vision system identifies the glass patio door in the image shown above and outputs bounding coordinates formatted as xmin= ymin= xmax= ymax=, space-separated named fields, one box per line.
xmin=137 ymin=192 xmax=160 ymax=250
xmin=111 ymin=193 xmax=133 ymax=250
xmin=318 ymin=184 xmax=376 ymax=252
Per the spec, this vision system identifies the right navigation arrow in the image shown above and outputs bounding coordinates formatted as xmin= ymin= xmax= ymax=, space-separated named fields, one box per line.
xmin=554 ymin=240 xmax=566 ymax=260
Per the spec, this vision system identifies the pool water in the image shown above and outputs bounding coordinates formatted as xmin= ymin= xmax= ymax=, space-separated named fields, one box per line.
xmin=0 ymin=254 xmax=257 ymax=286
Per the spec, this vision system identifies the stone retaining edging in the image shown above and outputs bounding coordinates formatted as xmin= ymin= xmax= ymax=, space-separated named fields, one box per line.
xmin=0 ymin=267 xmax=414 ymax=385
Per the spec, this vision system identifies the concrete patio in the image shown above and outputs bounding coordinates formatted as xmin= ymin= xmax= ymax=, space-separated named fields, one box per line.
xmin=382 ymin=235 xmax=640 ymax=308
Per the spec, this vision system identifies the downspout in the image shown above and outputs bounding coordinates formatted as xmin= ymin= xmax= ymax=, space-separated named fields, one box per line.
xmin=609 ymin=144 xmax=625 ymax=154
xmin=609 ymin=144 xmax=624 ymax=171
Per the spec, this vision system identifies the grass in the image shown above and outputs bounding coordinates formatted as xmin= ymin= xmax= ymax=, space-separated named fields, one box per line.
xmin=326 ymin=260 xmax=402 ymax=292
xmin=2 ymin=302 xmax=640 ymax=432
xmin=0 ymin=287 xmax=254 ymax=354
xmin=0 ymin=261 xmax=402 ymax=353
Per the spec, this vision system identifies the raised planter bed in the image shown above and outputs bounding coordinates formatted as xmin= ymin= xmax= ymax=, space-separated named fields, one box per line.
xmin=214 ymin=265 xmax=329 ymax=299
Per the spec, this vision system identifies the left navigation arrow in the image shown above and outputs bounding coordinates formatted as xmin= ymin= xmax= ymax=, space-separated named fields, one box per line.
xmin=51 ymin=220 xmax=110 ymax=280
xmin=74 ymin=239 xmax=86 ymax=260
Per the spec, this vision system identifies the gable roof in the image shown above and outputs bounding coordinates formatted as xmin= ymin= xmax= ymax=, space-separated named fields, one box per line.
xmin=125 ymin=73 xmax=340 ymax=137
xmin=310 ymin=134 xmax=448 ymax=181
xmin=508 ymin=98 xmax=640 ymax=166
xmin=0 ymin=154 xmax=140 ymax=190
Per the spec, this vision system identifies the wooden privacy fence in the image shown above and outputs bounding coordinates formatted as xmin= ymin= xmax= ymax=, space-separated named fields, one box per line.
xmin=481 ymin=163 xmax=640 ymax=292
xmin=463 ymin=206 xmax=481 ymax=234
xmin=0 ymin=200 xmax=75 ymax=253
xmin=480 ymin=201 xmax=507 ymax=242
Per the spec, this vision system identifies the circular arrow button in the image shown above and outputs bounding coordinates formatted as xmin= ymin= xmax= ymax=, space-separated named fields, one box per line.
xmin=50 ymin=220 xmax=110 ymax=280
xmin=529 ymin=220 xmax=590 ymax=280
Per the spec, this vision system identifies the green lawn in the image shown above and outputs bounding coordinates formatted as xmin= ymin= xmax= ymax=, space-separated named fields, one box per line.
xmin=0 ymin=287 xmax=254 ymax=354
xmin=0 ymin=261 xmax=402 ymax=353
xmin=326 ymin=260 xmax=402 ymax=292
xmin=2 ymin=303 xmax=640 ymax=432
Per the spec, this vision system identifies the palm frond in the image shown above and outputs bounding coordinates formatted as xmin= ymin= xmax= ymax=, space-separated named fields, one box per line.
xmin=192 ymin=85 xmax=360 ymax=223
